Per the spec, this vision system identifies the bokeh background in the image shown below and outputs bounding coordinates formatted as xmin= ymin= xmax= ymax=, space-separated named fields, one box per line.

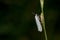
xmin=0 ymin=0 xmax=60 ymax=40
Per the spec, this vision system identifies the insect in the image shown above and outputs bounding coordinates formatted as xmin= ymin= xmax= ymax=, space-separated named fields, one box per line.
xmin=35 ymin=14 xmax=42 ymax=32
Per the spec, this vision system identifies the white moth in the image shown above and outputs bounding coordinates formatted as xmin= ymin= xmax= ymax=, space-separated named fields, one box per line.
xmin=35 ymin=14 xmax=42 ymax=32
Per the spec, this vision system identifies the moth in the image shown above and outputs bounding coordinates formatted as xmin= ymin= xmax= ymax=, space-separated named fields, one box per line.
xmin=35 ymin=14 xmax=42 ymax=32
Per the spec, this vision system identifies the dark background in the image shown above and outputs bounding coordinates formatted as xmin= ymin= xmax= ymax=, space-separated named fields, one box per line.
xmin=0 ymin=0 xmax=60 ymax=40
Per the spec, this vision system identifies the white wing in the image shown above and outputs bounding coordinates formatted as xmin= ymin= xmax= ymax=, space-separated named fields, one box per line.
xmin=35 ymin=14 xmax=42 ymax=32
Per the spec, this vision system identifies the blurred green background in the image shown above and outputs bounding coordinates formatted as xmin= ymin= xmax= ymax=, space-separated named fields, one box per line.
xmin=0 ymin=0 xmax=60 ymax=40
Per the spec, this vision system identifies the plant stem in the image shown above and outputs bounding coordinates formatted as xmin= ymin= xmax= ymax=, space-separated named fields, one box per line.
xmin=40 ymin=0 xmax=48 ymax=40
